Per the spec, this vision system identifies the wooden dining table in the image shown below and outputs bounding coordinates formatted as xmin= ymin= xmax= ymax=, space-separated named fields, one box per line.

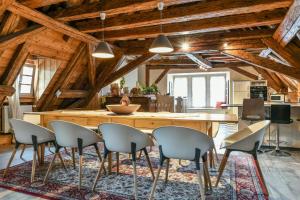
xmin=35 ymin=110 xmax=238 ymax=171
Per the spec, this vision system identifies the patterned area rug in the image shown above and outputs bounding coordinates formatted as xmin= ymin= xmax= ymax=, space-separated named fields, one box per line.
xmin=0 ymin=148 xmax=267 ymax=200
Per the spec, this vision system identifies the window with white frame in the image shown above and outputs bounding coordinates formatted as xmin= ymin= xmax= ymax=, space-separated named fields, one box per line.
xmin=171 ymin=72 xmax=228 ymax=108
xmin=19 ymin=65 xmax=35 ymax=95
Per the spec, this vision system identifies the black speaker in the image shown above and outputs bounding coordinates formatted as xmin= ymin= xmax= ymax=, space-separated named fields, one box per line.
xmin=270 ymin=104 xmax=292 ymax=124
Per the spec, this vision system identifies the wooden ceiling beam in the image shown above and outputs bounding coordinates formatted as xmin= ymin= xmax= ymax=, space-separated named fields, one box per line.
xmin=212 ymin=62 xmax=252 ymax=68
xmin=230 ymin=67 xmax=258 ymax=80
xmin=154 ymin=68 xmax=170 ymax=85
xmin=147 ymin=65 xmax=197 ymax=70
xmin=99 ymin=9 xmax=285 ymax=41
xmin=0 ymin=0 xmax=13 ymax=16
xmin=77 ymin=0 xmax=291 ymax=33
xmin=273 ymin=0 xmax=300 ymax=46
xmin=104 ymin=53 xmax=158 ymax=86
xmin=7 ymin=1 xmax=100 ymax=44
xmin=0 ymin=25 xmax=45 ymax=51
xmin=36 ymin=43 xmax=86 ymax=111
xmin=277 ymin=73 xmax=298 ymax=91
xmin=148 ymin=59 xmax=196 ymax=66
xmin=222 ymin=50 xmax=300 ymax=80
xmin=87 ymin=43 xmax=96 ymax=87
xmin=0 ymin=85 xmax=15 ymax=96
xmin=54 ymin=0 xmax=199 ymax=22
xmin=185 ymin=53 xmax=212 ymax=68
xmin=0 ymin=43 xmax=29 ymax=104
xmin=19 ymin=0 xmax=67 ymax=8
xmin=123 ymin=39 xmax=265 ymax=55
xmin=56 ymin=89 xmax=88 ymax=99
xmin=261 ymin=37 xmax=300 ymax=68
xmin=254 ymin=67 xmax=283 ymax=91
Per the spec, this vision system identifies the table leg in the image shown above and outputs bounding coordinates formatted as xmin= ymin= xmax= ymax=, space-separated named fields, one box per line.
xmin=40 ymin=144 xmax=45 ymax=165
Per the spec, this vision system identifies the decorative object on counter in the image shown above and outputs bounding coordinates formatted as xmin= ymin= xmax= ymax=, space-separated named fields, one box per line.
xmin=130 ymin=87 xmax=142 ymax=96
xmin=123 ymin=87 xmax=129 ymax=95
xmin=110 ymin=83 xmax=120 ymax=97
xmin=106 ymin=104 xmax=141 ymax=115
xmin=120 ymin=95 xmax=130 ymax=106
xmin=141 ymin=84 xmax=159 ymax=95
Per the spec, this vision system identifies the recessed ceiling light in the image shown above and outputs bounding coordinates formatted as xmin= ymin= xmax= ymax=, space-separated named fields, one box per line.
xmin=181 ymin=42 xmax=190 ymax=51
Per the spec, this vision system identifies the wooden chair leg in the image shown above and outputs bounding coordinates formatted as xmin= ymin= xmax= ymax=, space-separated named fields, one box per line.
xmin=165 ymin=159 xmax=170 ymax=183
xmin=94 ymin=143 xmax=107 ymax=174
xmin=215 ymin=150 xmax=230 ymax=187
xmin=137 ymin=150 xmax=142 ymax=160
xmin=253 ymin=157 xmax=269 ymax=196
xmin=43 ymin=153 xmax=57 ymax=184
xmin=71 ymin=148 xmax=76 ymax=169
xmin=77 ymin=138 xmax=83 ymax=189
xmin=20 ymin=144 xmax=26 ymax=159
xmin=149 ymin=165 xmax=162 ymax=200
xmin=116 ymin=152 xmax=119 ymax=175
xmin=143 ymin=148 xmax=154 ymax=180
xmin=31 ymin=150 xmax=37 ymax=183
xmin=3 ymin=144 xmax=19 ymax=177
xmin=132 ymin=160 xmax=138 ymax=200
xmin=196 ymin=168 xmax=206 ymax=200
xmin=203 ymin=160 xmax=212 ymax=191
xmin=78 ymin=155 xmax=83 ymax=189
xmin=92 ymin=154 xmax=107 ymax=191
xmin=57 ymin=152 xmax=67 ymax=170
xmin=213 ymin=145 xmax=219 ymax=164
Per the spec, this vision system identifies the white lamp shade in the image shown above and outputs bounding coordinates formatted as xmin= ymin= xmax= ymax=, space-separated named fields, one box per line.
xmin=92 ymin=41 xmax=114 ymax=58
xmin=149 ymin=34 xmax=174 ymax=53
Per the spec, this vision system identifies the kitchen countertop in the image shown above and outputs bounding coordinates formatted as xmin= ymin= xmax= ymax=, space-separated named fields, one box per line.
xmin=221 ymin=102 xmax=300 ymax=107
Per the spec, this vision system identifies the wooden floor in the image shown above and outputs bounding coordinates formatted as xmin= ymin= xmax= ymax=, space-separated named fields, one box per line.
xmin=0 ymin=130 xmax=300 ymax=200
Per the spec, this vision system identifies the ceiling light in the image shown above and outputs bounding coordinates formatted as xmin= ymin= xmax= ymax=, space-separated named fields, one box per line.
xmin=181 ymin=42 xmax=190 ymax=51
xmin=92 ymin=12 xmax=114 ymax=58
xmin=223 ymin=42 xmax=228 ymax=48
xmin=149 ymin=1 xmax=173 ymax=54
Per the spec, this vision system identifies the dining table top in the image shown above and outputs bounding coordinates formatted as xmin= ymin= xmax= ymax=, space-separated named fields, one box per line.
xmin=27 ymin=110 xmax=238 ymax=123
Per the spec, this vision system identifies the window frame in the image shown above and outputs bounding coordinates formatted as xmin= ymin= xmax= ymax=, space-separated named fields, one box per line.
xmin=19 ymin=64 xmax=36 ymax=97
xmin=171 ymin=72 xmax=228 ymax=108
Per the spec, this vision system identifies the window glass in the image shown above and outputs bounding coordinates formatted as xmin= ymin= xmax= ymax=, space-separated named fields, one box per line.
xmin=21 ymin=76 xmax=32 ymax=84
xmin=173 ymin=77 xmax=187 ymax=98
xmin=210 ymin=76 xmax=226 ymax=107
xmin=20 ymin=85 xmax=31 ymax=94
xmin=192 ymin=77 xmax=206 ymax=107
xmin=22 ymin=66 xmax=33 ymax=75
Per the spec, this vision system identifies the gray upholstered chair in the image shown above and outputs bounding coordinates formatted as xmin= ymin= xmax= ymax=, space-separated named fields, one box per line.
xmin=92 ymin=123 xmax=154 ymax=199
xmin=4 ymin=119 xmax=63 ymax=183
xmin=43 ymin=120 xmax=104 ymax=189
xmin=215 ymin=120 xmax=270 ymax=196
xmin=149 ymin=126 xmax=214 ymax=200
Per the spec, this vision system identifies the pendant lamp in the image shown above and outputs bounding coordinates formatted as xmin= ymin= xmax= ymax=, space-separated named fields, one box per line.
xmin=149 ymin=1 xmax=174 ymax=53
xmin=92 ymin=12 xmax=114 ymax=58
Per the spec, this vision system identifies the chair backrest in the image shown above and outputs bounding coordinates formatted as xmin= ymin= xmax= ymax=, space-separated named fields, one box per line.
xmin=271 ymin=104 xmax=291 ymax=124
xmin=99 ymin=123 xmax=150 ymax=153
xmin=242 ymin=98 xmax=265 ymax=121
xmin=50 ymin=120 xmax=100 ymax=147
xmin=153 ymin=126 xmax=213 ymax=161
xmin=225 ymin=120 xmax=270 ymax=151
xmin=10 ymin=118 xmax=54 ymax=144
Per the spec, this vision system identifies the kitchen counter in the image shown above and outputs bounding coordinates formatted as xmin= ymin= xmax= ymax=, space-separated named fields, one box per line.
xmin=221 ymin=103 xmax=300 ymax=148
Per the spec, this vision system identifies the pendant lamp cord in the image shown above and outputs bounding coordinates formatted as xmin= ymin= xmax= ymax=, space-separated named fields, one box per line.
xmin=158 ymin=1 xmax=164 ymax=33
xmin=100 ymin=11 xmax=106 ymax=42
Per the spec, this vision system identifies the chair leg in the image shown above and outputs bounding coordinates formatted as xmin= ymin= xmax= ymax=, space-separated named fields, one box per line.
xmin=132 ymin=160 xmax=138 ymax=200
xmin=143 ymin=148 xmax=154 ymax=180
xmin=253 ymin=156 xmax=269 ymax=196
xmin=215 ymin=150 xmax=230 ymax=187
xmin=116 ymin=152 xmax=119 ymax=175
xmin=43 ymin=153 xmax=57 ymax=184
xmin=92 ymin=153 xmax=108 ymax=191
xmin=78 ymin=138 xmax=83 ymax=190
xmin=94 ymin=143 xmax=106 ymax=174
xmin=71 ymin=148 xmax=76 ymax=169
xmin=213 ymin=145 xmax=219 ymax=164
xmin=131 ymin=143 xmax=138 ymax=199
xmin=31 ymin=136 xmax=39 ymax=183
xmin=57 ymin=152 xmax=67 ymax=170
xmin=149 ymin=165 xmax=162 ymax=200
xmin=137 ymin=150 xmax=142 ymax=160
xmin=196 ymin=169 xmax=206 ymax=200
xmin=3 ymin=142 xmax=19 ymax=178
xmin=165 ymin=159 xmax=170 ymax=183
xmin=203 ymin=160 xmax=212 ymax=192
xmin=20 ymin=144 xmax=26 ymax=159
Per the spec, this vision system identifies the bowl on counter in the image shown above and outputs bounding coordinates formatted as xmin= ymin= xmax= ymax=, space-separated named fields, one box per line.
xmin=106 ymin=104 xmax=141 ymax=115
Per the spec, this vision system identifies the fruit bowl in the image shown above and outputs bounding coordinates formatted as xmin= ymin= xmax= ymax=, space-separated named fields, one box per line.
xmin=106 ymin=104 xmax=141 ymax=115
